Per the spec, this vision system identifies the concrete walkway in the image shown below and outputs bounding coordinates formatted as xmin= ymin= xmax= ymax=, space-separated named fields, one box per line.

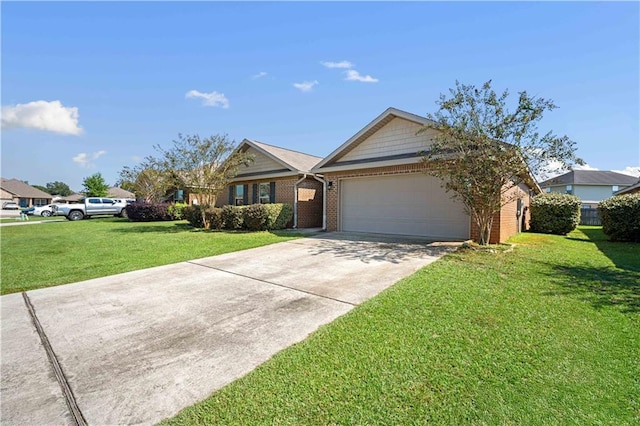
xmin=0 ymin=233 xmax=459 ymax=425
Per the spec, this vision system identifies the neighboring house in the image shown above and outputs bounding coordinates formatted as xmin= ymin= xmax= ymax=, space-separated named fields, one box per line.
xmin=108 ymin=186 xmax=135 ymax=199
xmin=215 ymin=139 xmax=324 ymax=228
xmin=311 ymin=107 xmax=540 ymax=243
xmin=0 ymin=178 xmax=52 ymax=207
xmin=57 ymin=193 xmax=85 ymax=203
xmin=614 ymin=179 xmax=640 ymax=196
xmin=539 ymin=170 xmax=638 ymax=207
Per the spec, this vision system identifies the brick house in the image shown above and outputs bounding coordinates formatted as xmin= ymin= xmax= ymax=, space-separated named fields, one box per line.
xmin=311 ymin=108 xmax=540 ymax=243
xmin=215 ymin=139 xmax=324 ymax=229
xmin=0 ymin=178 xmax=52 ymax=207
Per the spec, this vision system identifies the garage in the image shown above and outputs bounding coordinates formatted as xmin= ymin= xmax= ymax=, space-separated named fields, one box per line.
xmin=339 ymin=174 xmax=470 ymax=240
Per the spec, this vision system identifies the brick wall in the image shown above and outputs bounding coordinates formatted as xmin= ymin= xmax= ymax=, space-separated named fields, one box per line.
xmin=469 ymin=183 xmax=532 ymax=244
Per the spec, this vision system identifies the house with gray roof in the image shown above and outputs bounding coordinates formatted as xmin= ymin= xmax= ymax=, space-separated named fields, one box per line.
xmin=614 ymin=178 xmax=640 ymax=196
xmin=0 ymin=178 xmax=53 ymax=208
xmin=214 ymin=139 xmax=324 ymax=228
xmin=539 ymin=170 xmax=638 ymax=207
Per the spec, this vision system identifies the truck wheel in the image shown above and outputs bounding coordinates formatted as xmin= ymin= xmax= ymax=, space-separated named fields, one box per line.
xmin=120 ymin=208 xmax=128 ymax=218
xmin=68 ymin=210 xmax=84 ymax=221
xmin=42 ymin=210 xmax=52 ymax=217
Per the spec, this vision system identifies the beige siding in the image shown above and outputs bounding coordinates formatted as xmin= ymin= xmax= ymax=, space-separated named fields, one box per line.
xmin=239 ymin=147 xmax=285 ymax=174
xmin=574 ymin=185 xmax=618 ymax=202
xmin=340 ymin=117 xmax=437 ymax=162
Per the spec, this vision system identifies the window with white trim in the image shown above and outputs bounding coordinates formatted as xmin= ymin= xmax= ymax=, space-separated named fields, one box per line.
xmin=259 ymin=183 xmax=271 ymax=204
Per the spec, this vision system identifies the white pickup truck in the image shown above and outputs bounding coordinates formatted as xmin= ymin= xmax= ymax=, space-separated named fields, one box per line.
xmin=53 ymin=197 xmax=128 ymax=221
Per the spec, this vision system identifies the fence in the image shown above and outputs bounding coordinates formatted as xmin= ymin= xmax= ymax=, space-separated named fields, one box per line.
xmin=580 ymin=208 xmax=601 ymax=226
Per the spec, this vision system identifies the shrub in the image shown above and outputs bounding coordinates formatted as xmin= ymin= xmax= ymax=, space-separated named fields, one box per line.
xmin=599 ymin=194 xmax=640 ymax=242
xmin=222 ymin=205 xmax=245 ymax=230
xmin=205 ymin=207 xmax=224 ymax=230
xmin=529 ymin=193 xmax=581 ymax=235
xmin=126 ymin=203 xmax=176 ymax=222
xmin=264 ymin=203 xmax=293 ymax=230
xmin=167 ymin=202 xmax=188 ymax=220
xmin=243 ymin=204 xmax=268 ymax=231
xmin=182 ymin=205 xmax=205 ymax=228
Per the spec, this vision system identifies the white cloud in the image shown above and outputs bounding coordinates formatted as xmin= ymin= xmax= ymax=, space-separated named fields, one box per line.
xmin=612 ymin=166 xmax=640 ymax=177
xmin=321 ymin=60 xmax=354 ymax=69
xmin=131 ymin=155 xmax=142 ymax=163
xmin=73 ymin=150 xmax=107 ymax=168
xmin=344 ymin=69 xmax=379 ymax=83
xmin=293 ymin=80 xmax=319 ymax=92
xmin=1 ymin=100 xmax=82 ymax=135
xmin=185 ymin=90 xmax=229 ymax=108
xmin=251 ymin=71 xmax=268 ymax=79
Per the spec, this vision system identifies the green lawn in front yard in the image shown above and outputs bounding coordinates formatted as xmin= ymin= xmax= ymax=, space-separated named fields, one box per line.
xmin=0 ymin=215 xmax=63 ymax=222
xmin=164 ymin=226 xmax=639 ymax=425
xmin=0 ymin=218 xmax=301 ymax=295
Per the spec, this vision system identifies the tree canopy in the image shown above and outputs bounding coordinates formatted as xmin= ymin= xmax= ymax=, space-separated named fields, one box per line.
xmin=45 ymin=181 xmax=72 ymax=196
xmin=82 ymin=173 xmax=109 ymax=197
xmin=420 ymin=80 xmax=583 ymax=245
xmin=119 ymin=133 xmax=252 ymax=227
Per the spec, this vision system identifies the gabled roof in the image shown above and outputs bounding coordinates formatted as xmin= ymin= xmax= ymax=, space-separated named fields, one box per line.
xmin=539 ymin=170 xmax=639 ymax=187
xmin=0 ymin=178 xmax=52 ymax=199
xmin=240 ymin=139 xmax=322 ymax=173
xmin=312 ymin=107 xmax=432 ymax=171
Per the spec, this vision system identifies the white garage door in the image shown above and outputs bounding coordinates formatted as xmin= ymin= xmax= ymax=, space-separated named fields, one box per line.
xmin=340 ymin=174 xmax=470 ymax=240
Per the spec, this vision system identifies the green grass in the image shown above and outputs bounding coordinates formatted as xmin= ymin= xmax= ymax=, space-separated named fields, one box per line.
xmin=164 ymin=226 xmax=640 ymax=425
xmin=0 ymin=218 xmax=301 ymax=294
xmin=0 ymin=215 xmax=63 ymax=222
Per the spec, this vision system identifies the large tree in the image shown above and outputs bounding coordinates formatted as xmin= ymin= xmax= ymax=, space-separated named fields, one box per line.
xmin=420 ymin=80 xmax=583 ymax=245
xmin=45 ymin=181 xmax=72 ymax=196
xmin=120 ymin=133 xmax=252 ymax=227
xmin=118 ymin=161 xmax=172 ymax=203
xmin=82 ymin=173 xmax=109 ymax=197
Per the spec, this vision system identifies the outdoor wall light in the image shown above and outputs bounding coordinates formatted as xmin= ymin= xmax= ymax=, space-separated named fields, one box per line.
xmin=327 ymin=181 xmax=334 ymax=190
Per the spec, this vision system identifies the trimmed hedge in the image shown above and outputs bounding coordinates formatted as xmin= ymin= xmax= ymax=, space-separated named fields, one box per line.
xmin=530 ymin=193 xmax=581 ymax=235
xmin=264 ymin=203 xmax=293 ymax=230
xmin=125 ymin=203 xmax=177 ymax=222
xmin=243 ymin=204 xmax=268 ymax=231
xmin=599 ymin=194 xmax=640 ymax=242
xmin=183 ymin=203 xmax=293 ymax=231
xmin=167 ymin=202 xmax=188 ymax=220
xmin=222 ymin=205 xmax=245 ymax=230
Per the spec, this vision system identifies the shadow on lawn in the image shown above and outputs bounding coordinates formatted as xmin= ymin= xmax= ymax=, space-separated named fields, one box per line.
xmin=543 ymin=263 xmax=640 ymax=314
xmin=541 ymin=227 xmax=640 ymax=314
xmin=109 ymin=223 xmax=196 ymax=233
xmin=579 ymin=227 xmax=640 ymax=272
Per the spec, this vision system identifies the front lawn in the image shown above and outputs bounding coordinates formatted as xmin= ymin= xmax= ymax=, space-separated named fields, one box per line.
xmin=164 ymin=227 xmax=639 ymax=425
xmin=0 ymin=218 xmax=301 ymax=295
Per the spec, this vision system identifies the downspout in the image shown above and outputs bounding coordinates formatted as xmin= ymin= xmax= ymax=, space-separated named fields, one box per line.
xmin=293 ymin=174 xmax=307 ymax=229
xmin=310 ymin=174 xmax=326 ymax=231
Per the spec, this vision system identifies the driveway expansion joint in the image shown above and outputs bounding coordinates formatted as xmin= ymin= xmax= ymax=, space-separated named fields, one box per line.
xmin=22 ymin=292 xmax=88 ymax=426
xmin=186 ymin=261 xmax=357 ymax=307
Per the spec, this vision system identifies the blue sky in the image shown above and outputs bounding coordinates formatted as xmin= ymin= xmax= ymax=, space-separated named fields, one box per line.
xmin=2 ymin=1 xmax=639 ymax=192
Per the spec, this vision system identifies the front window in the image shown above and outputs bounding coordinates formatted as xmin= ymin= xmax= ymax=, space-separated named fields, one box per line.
xmin=612 ymin=185 xmax=619 ymax=193
xmin=566 ymin=185 xmax=573 ymax=195
xmin=545 ymin=187 xmax=551 ymax=193
xmin=34 ymin=198 xmax=48 ymax=207
xmin=235 ymin=185 xmax=244 ymax=206
xmin=259 ymin=183 xmax=271 ymax=204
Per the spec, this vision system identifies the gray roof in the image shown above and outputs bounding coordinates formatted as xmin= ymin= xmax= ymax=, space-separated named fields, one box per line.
xmin=108 ymin=187 xmax=135 ymax=198
xmin=245 ymin=139 xmax=322 ymax=172
xmin=540 ymin=170 xmax=639 ymax=187
xmin=0 ymin=178 xmax=52 ymax=199
xmin=615 ymin=179 xmax=640 ymax=195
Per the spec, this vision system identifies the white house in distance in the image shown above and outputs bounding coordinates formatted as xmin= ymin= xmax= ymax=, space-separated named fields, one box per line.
xmin=539 ymin=170 xmax=638 ymax=207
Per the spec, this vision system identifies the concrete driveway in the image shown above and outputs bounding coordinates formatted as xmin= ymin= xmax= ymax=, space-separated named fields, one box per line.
xmin=1 ymin=232 xmax=459 ymax=425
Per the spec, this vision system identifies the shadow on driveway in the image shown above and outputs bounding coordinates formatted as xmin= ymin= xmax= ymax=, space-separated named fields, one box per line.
xmin=303 ymin=232 xmax=461 ymax=264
